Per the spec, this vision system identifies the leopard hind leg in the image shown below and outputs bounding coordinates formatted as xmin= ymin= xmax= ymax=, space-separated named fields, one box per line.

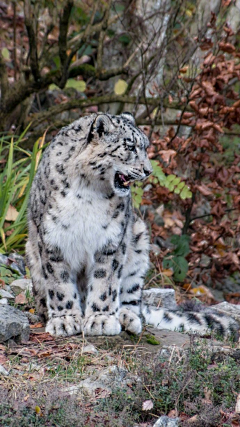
xmin=119 ymin=216 xmax=150 ymax=334
xmin=25 ymin=228 xmax=48 ymax=323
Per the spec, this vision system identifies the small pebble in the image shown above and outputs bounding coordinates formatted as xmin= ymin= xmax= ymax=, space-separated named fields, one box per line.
xmin=0 ymin=364 xmax=9 ymax=376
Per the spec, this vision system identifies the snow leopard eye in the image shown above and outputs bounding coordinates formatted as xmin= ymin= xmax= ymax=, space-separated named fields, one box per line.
xmin=128 ymin=145 xmax=137 ymax=153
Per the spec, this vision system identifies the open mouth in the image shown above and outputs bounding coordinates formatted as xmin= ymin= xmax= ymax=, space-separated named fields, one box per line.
xmin=114 ymin=172 xmax=132 ymax=192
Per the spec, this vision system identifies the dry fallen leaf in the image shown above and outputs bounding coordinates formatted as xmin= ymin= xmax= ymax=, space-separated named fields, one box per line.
xmin=187 ymin=415 xmax=199 ymax=423
xmin=142 ymin=399 xmax=154 ymax=411
xmin=219 ymin=42 xmax=236 ymax=53
xmin=35 ymin=406 xmax=41 ymax=415
xmin=190 ymin=285 xmax=215 ymax=300
xmin=30 ymin=322 xmax=43 ymax=329
xmin=179 ymin=66 xmax=189 ymax=74
xmin=0 ymin=279 xmax=5 ymax=287
xmin=159 ymin=149 xmax=177 ymax=163
xmin=29 ymin=332 xmax=55 ymax=342
xmin=5 ymin=205 xmax=19 ymax=221
xmin=37 ymin=351 xmax=52 ymax=358
xmin=202 ymin=386 xmax=212 ymax=404
xmin=10 ymin=348 xmax=38 ymax=358
xmin=15 ymin=293 xmax=28 ymax=304
xmin=95 ymin=388 xmax=111 ymax=399
xmin=164 ymin=217 xmax=175 ymax=228
xmin=163 ymin=269 xmax=173 ymax=277
xmin=196 ymin=184 xmax=213 ymax=196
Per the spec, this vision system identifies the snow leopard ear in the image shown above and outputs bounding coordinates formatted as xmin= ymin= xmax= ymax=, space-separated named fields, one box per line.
xmin=121 ymin=112 xmax=135 ymax=125
xmin=87 ymin=114 xmax=115 ymax=144
xmin=94 ymin=114 xmax=115 ymax=138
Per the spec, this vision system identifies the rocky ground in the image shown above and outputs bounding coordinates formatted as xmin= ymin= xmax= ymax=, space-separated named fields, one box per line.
xmin=0 ymin=253 xmax=240 ymax=426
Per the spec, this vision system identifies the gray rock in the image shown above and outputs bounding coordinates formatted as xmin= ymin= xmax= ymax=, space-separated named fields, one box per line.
xmin=0 ymin=289 xmax=14 ymax=300
xmin=150 ymin=244 xmax=161 ymax=256
xmin=8 ymin=263 xmax=23 ymax=276
xmin=63 ymin=365 xmax=139 ymax=396
xmin=154 ymin=213 xmax=165 ymax=227
xmin=0 ymin=254 xmax=8 ymax=265
xmin=154 ymin=236 xmax=174 ymax=250
xmin=82 ymin=344 xmax=98 ymax=354
xmin=0 ymin=306 xmax=30 ymax=343
xmin=143 ymin=184 xmax=152 ymax=192
xmin=8 ymin=253 xmax=26 ymax=276
xmin=0 ymin=253 xmax=26 ymax=276
xmin=0 ymin=364 xmax=9 ymax=376
xmin=222 ymin=275 xmax=240 ymax=293
xmin=153 ymin=416 xmax=179 ymax=427
xmin=194 ymin=200 xmax=211 ymax=218
xmin=0 ymin=298 xmax=8 ymax=305
xmin=25 ymin=312 xmax=41 ymax=323
xmin=199 ymin=254 xmax=211 ymax=268
xmin=10 ymin=279 xmax=33 ymax=296
xmin=143 ymin=288 xmax=177 ymax=309
xmin=207 ymin=287 xmax=225 ymax=302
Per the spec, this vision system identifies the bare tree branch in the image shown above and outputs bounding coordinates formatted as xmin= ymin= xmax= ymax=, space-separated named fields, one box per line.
xmin=97 ymin=1 xmax=112 ymax=71
xmin=27 ymin=94 xmax=188 ymax=129
xmin=67 ymin=14 xmax=119 ymax=55
xmin=96 ymin=66 xmax=130 ymax=80
xmin=39 ymin=23 xmax=55 ymax=62
xmin=0 ymin=55 xmax=9 ymax=105
xmin=82 ymin=0 xmax=101 ymax=39
xmin=24 ymin=0 xmax=40 ymax=82
xmin=58 ymin=0 xmax=74 ymax=87
xmin=0 ymin=61 xmax=130 ymax=123
xmin=1 ymin=0 xmax=228 ymax=137
xmin=62 ymin=0 xmax=101 ymax=74
xmin=13 ymin=1 xmax=17 ymax=81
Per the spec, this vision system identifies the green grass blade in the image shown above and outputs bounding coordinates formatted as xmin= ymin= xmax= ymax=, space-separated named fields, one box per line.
xmin=15 ymin=139 xmax=40 ymax=224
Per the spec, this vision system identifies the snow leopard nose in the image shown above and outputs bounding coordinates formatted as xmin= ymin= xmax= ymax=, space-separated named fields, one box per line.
xmin=142 ymin=158 xmax=152 ymax=177
xmin=143 ymin=168 xmax=151 ymax=177
xmin=143 ymin=161 xmax=153 ymax=177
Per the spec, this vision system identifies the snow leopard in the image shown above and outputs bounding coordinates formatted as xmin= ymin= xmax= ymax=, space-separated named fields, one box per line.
xmin=26 ymin=112 xmax=238 ymax=339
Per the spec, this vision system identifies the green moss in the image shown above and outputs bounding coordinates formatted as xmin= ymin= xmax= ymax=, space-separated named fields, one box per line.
xmin=145 ymin=334 xmax=161 ymax=345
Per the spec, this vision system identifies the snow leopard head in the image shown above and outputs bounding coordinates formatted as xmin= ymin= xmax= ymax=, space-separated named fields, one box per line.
xmin=86 ymin=112 xmax=152 ymax=197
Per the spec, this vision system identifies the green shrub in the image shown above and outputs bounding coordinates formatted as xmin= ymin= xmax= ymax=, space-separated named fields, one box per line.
xmin=132 ymin=160 xmax=192 ymax=208
xmin=0 ymin=128 xmax=44 ymax=253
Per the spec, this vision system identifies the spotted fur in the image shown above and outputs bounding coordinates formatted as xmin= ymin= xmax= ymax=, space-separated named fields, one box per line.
xmin=26 ymin=113 xmax=238 ymax=339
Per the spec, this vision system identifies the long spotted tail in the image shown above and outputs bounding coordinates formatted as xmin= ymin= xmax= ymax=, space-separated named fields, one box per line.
xmin=142 ymin=305 xmax=239 ymax=340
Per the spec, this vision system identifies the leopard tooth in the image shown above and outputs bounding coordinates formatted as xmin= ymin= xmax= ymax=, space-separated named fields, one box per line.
xmin=123 ymin=181 xmax=130 ymax=186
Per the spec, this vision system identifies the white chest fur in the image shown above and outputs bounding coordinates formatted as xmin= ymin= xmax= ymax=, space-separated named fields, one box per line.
xmin=44 ymin=185 xmax=126 ymax=270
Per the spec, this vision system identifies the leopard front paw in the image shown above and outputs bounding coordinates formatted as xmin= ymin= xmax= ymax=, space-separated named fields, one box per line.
xmin=84 ymin=314 xmax=121 ymax=336
xmin=46 ymin=314 xmax=83 ymax=337
xmin=119 ymin=308 xmax=142 ymax=334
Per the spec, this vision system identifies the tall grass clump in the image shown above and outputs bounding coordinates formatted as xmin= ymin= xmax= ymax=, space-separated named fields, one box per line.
xmin=0 ymin=128 xmax=45 ymax=253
